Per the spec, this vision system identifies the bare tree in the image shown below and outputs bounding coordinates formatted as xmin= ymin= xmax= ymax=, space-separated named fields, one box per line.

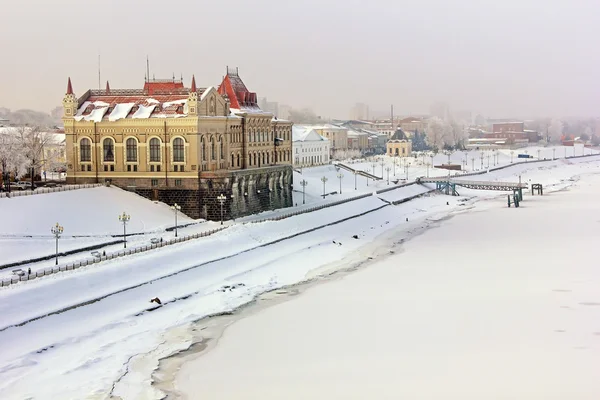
xmin=0 ymin=129 xmax=29 ymax=191
xmin=548 ymin=119 xmax=564 ymax=143
xmin=426 ymin=117 xmax=445 ymax=152
xmin=17 ymin=126 xmax=58 ymax=188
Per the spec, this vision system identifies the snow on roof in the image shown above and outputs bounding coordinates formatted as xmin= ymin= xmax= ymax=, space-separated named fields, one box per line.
xmin=132 ymin=104 xmax=157 ymax=119
xmin=292 ymin=126 xmax=328 ymax=142
xmin=200 ymin=86 xmax=214 ymax=101
xmin=81 ymin=107 xmax=108 ymax=123
xmin=108 ymin=103 xmax=135 ymax=122
xmin=162 ymin=99 xmax=187 ymax=108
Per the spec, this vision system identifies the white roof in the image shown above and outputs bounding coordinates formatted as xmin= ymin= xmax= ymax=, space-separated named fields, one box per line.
xmin=292 ymin=126 xmax=328 ymax=142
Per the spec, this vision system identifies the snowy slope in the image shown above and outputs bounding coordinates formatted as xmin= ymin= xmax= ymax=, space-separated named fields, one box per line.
xmin=0 ymin=186 xmax=195 ymax=237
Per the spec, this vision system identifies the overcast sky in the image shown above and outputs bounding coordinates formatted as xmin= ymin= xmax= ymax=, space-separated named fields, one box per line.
xmin=1 ymin=0 xmax=598 ymax=119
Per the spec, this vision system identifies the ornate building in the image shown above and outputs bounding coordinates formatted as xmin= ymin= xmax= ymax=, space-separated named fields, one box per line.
xmin=62 ymin=67 xmax=293 ymax=220
xmin=386 ymin=128 xmax=412 ymax=157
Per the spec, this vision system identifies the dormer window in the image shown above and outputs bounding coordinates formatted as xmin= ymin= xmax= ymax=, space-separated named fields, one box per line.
xmin=177 ymin=106 xmax=183 ymax=113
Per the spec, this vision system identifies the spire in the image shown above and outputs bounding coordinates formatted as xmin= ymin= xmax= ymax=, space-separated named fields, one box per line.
xmin=105 ymin=80 xmax=111 ymax=94
xmin=190 ymin=75 xmax=197 ymax=92
xmin=66 ymin=77 xmax=73 ymax=95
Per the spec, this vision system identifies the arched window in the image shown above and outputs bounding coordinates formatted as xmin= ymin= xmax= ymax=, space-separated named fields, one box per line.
xmin=201 ymin=138 xmax=206 ymax=161
xmin=103 ymin=138 xmax=114 ymax=162
xmin=126 ymin=138 xmax=137 ymax=162
xmin=266 ymin=152 xmax=270 ymax=164
xmin=237 ymin=153 xmax=240 ymax=167
xmin=211 ymin=138 xmax=215 ymax=160
xmin=80 ymin=138 xmax=91 ymax=162
xmin=219 ymin=137 xmax=224 ymax=160
xmin=173 ymin=138 xmax=184 ymax=162
xmin=149 ymin=138 xmax=161 ymax=162
xmin=253 ymin=153 xmax=257 ymax=166
xmin=262 ymin=152 xmax=265 ymax=165
xmin=231 ymin=153 xmax=234 ymax=167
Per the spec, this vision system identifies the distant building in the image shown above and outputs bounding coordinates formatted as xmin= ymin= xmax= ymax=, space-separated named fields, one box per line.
xmin=350 ymin=103 xmax=369 ymax=120
xmin=386 ymin=129 xmax=412 ymax=156
xmin=485 ymin=122 xmax=540 ymax=143
xmin=0 ymin=117 xmax=8 ymax=127
xmin=429 ymin=102 xmax=451 ymax=121
xmin=308 ymin=124 xmax=348 ymax=155
xmin=292 ymin=126 xmax=330 ymax=167
xmin=278 ymin=104 xmax=291 ymax=120
xmin=259 ymin=97 xmax=279 ymax=117
xmin=398 ymin=117 xmax=426 ymax=136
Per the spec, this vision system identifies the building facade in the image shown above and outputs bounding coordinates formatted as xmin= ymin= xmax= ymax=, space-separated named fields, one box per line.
xmin=308 ymin=124 xmax=348 ymax=155
xmin=292 ymin=127 xmax=330 ymax=167
xmin=62 ymin=68 xmax=293 ymax=220
xmin=386 ymin=129 xmax=412 ymax=156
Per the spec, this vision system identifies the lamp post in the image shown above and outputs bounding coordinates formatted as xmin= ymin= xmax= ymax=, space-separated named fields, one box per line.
xmin=471 ymin=157 xmax=475 ymax=171
xmin=385 ymin=167 xmax=391 ymax=185
xmin=405 ymin=163 xmax=409 ymax=180
xmin=426 ymin=162 xmax=430 ymax=178
xmin=321 ymin=176 xmax=328 ymax=198
xmin=537 ymin=149 xmax=541 ymax=160
xmin=51 ymin=222 xmax=64 ymax=265
xmin=464 ymin=152 xmax=468 ymax=167
xmin=371 ymin=162 xmax=377 ymax=181
xmin=337 ymin=173 xmax=344 ymax=194
xmin=353 ymin=171 xmax=357 ymax=190
xmin=300 ymin=179 xmax=308 ymax=204
xmin=553 ymin=148 xmax=556 ymax=160
xmin=510 ymin=150 xmax=514 ymax=163
xmin=480 ymin=152 xmax=484 ymax=170
xmin=365 ymin=168 xmax=370 ymax=186
xmin=564 ymin=146 xmax=567 ymax=158
xmin=217 ymin=194 xmax=226 ymax=225
xmin=170 ymin=203 xmax=181 ymax=237
xmin=380 ymin=161 xmax=385 ymax=178
xmin=393 ymin=156 xmax=397 ymax=176
xmin=486 ymin=154 xmax=490 ymax=168
xmin=118 ymin=212 xmax=130 ymax=248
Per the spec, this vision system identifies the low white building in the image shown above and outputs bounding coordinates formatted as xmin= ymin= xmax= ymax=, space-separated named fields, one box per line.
xmin=292 ymin=126 xmax=330 ymax=167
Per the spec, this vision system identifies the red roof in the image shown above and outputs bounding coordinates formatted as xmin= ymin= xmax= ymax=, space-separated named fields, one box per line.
xmin=143 ymin=80 xmax=184 ymax=95
xmin=218 ymin=69 xmax=259 ymax=110
xmin=66 ymin=77 xmax=73 ymax=95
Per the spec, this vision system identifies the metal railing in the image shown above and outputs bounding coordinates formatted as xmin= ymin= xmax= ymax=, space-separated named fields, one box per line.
xmin=0 ymin=183 xmax=102 ymax=198
xmin=0 ymin=226 xmax=227 ymax=287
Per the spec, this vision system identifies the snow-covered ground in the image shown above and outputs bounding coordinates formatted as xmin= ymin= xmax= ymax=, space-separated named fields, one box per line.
xmin=0 ymin=154 xmax=598 ymax=399
xmin=175 ymin=173 xmax=600 ymax=400
xmin=0 ymin=186 xmax=198 ymax=266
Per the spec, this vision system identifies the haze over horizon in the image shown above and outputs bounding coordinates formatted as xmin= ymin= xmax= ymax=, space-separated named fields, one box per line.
xmin=1 ymin=0 xmax=599 ymax=120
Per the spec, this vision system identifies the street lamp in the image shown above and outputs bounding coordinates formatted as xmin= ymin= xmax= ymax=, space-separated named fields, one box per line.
xmin=337 ymin=173 xmax=344 ymax=194
xmin=385 ymin=166 xmax=391 ymax=185
xmin=217 ymin=194 xmax=226 ymax=225
xmin=353 ymin=171 xmax=357 ymax=190
xmin=553 ymin=148 xmax=556 ymax=160
xmin=118 ymin=211 xmax=130 ymax=248
xmin=405 ymin=163 xmax=409 ymax=180
xmin=365 ymin=168 xmax=370 ymax=186
xmin=371 ymin=162 xmax=377 ymax=181
xmin=300 ymin=179 xmax=308 ymax=204
xmin=486 ymin=154 xmax=490 ymax=168
xmin=426 ymin=162 xmax=430 ymax=178
xmin=537 ymin=149 xmax=541 ymax=160
xmin=170 ymin=203 xmax=181 ymax=237
xmin=471 ymin=157 xmax=475 ymax=171
xmin=393 ymin=156 xmax=397 ymax=176
xmin=321 ymin=176 xmax=328 ymax=198
xmin=480 ymin=152 xmax=484 ymax=169
xmin=380 ymin=161 xmax=385 ymax=178
xmin=51 ymin=222 xmax=64 ymax=265
xmin=510 ymin=150 xmax=514 ymax=163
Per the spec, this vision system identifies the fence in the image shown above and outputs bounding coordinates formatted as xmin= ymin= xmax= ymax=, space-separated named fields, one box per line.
xmin=0 ymin=226 xmax=228 ymax=287
xmin=0 ymin=183 xmax=102 ymax=198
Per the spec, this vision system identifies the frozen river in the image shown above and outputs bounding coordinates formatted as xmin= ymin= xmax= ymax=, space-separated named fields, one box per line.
xmin=175 ymin=173 xmax=600 ymax=399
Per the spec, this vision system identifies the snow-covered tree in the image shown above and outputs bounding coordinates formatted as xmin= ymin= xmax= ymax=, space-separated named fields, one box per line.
xmin=548 ymin=119 xmax=563 ymax=143
xmin=0 ymin=129 xmax=29 ymax=190
xmin=426 ymin=117 xmax=445 ymax=152
xmin=16 ymin=126 xmax=59 ymax=186
xmin=332 ymin=149 xmax=362 ymax=161
xmin=581 ymin=127 xmax=593 ymax=141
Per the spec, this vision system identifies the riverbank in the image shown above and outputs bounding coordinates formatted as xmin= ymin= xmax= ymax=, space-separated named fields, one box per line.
xmin=170 ymin=173 xmax=600 ymax=399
